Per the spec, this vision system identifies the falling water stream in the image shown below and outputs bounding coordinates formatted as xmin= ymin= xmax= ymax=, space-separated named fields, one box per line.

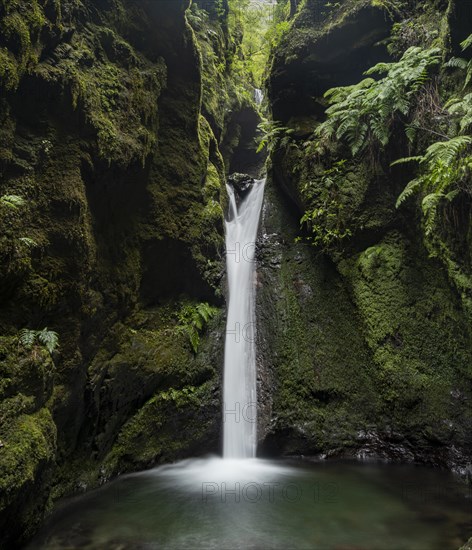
xmin=223 ymin=180 xmax=265 ymax=458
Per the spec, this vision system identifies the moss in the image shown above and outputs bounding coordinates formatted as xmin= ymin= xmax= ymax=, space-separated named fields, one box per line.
xmin=265 ymin=0 xmax=472 ymax=462
xmin=258 ymin=179 xmax=377 ymax=453
xmin=86 ymin=301 xmax=222 ymax=459
xmin=0 ymin=405 xmax=56 ymax=513
xmin=34 ymin=23 xmax=167 ymax=167
xmin=0 ymin=0 xmax=232 ymax=544
xmin=339 ymin=230 xmax=472 ymax=437
xmin=104 ymin=380 xmax=218 ymax=472
xmin=0 ymin=0 xmax=48 ymax=89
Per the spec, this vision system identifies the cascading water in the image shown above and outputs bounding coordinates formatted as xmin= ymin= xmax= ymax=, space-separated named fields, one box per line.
xmin=223 ymin=179 xmax=265 ymax=458
xmin=254 ymin=88 xmax=264 ymax=106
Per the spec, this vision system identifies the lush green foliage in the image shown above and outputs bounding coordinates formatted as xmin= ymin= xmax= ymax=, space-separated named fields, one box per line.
xmin=177 ymin=302 xmax=218 ymax=354
xmin=446 ymin=34 xmax=472 ymax=89
xmin=393 ymin=38 xmax=472 ymax=239
xmin=256 ymin=118 xmax=294 ymax=154
xmin=227 ymin=0 xmax=282 ymax=87
xmin=0 ymin=194 xmax=24 ymax=209
xmin=315 ymin=47 xmax=441 ymax=156
xmin=446 ymin=94 xmax=472 ymax=135
xmin=18 ymin=328 xmax=59 ymax=355
xmin=298 ymin=160 xmax=353 ymax=251
xmin=394 ymin=136 xmax=472 ymax=234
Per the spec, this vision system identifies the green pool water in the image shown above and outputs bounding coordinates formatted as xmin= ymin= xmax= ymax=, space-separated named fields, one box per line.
xmin=27 ymin=458 xmax=472 ymax=550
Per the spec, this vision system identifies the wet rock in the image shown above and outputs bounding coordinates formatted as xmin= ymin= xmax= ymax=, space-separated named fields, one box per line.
xmin=228 ymin=172 xmax=256 ymax=201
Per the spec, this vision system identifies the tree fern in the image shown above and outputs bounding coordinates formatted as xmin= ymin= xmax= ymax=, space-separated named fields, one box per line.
xmin=315 ymin=47 xmax=441 ymax=156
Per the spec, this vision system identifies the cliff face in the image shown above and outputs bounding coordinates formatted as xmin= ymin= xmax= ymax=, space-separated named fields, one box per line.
xmin=0 ymin=0 xmax=248 ymax=546
xmin=258 ymin=0 xmax=472 ymax=468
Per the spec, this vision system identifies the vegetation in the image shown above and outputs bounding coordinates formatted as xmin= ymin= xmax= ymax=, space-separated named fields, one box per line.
xmin=227 ymin=0 xmax=278 ymax=87
xmin=392 ymin=34 xmax=472 ymax=248
xmin=315 ymin=47 xmax=441 ymax=157
xmin=177 ymin=302 xmax=218 ymax=354
xmin=446 ymin=34 xmax=472 ymax=89
xmin=394 ymin=137 xmax=472 ymax=228
xmin=298 ymin=160 xmax=353 ymax=251
xmin=18 ymin=328 xmax=59 ymax=356
xmin=256 ymin=119 xmax=294 ymax=154
xmin=0 ymin=194 xmax=25 ymax=209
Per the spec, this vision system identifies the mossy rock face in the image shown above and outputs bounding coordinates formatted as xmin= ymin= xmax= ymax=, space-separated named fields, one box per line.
xmin=0 ymin=405 xmax=57 ymax=547
xmin=257 ymin=178 xmax=377 ymax=456
xmin=85 ymin=304 xmax=223 ymax=461
xmin=258 ymin=177 xmax=472 ymax=466
xmin=104 ymin=379 xmax=220 ymax=473
xmin=263 ymin=0 xmax=472 ymax=468
xmin=0 ymin=0 xmax=234 ymax=545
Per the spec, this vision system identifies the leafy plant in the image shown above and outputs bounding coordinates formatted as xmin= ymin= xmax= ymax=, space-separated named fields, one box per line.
xmin=177 ymin=302 xmax=218 ymax=354
xmin=227 ymin=0 xmax=275 ymax=87
xmin=0 ymin=194 xmax=25 ymax=210
xmin=446 ymin=93 xmax=472 ymax=134
xmin=393 ymin=136 xmax=472 ymax=234
xmin=256 ymin=119 xmax=295 ymax=154
xmin=315 ymin=47 xmax=441 ymax=156
xmin=446 ymin=34 xmax=472 ymax=89
xmin=18 ymin=327 xmax=59 ymax=356
xmin=298 ymin=160 xmax=353 ymax=251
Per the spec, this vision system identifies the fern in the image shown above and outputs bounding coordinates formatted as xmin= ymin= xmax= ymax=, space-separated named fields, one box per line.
xmin=315 ymin=47 xmax=441 ymax=156
xmin=0 ymin=194 xmax=25 ymax=210
xmin=256 ymin=119 xmax=295 ymax=154
xmin=177 ymin=302 xmax=218 ymax=354
xmin=393 ymin=137 xmax=472 ymax=241
xmin=36 ymin=328 xmax=59 ymax=354
xmin=18 ymin=328 xmax=59 ymax=355
xmin=446 ymin=33 xmax=472 ymax=89
xmin=18 ymin=329 xmax=36 ymax=349
xmin=446 ymin=93 xmax=472 ymax=134
xmin=395 ymin=178 xmax=421 ymax=209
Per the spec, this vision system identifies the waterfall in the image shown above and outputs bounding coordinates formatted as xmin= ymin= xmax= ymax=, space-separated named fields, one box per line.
xmin=223 ymin=179 xmax=265 ymax=458
xmin=254 ymin=88 xmax=264 ymax=106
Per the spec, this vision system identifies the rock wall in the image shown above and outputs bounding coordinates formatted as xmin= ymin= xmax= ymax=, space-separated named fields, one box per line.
xmin=0 ymin=0 xmax=250 ymax=546
xmin=259 ymin=0 xmax=472 ymax=471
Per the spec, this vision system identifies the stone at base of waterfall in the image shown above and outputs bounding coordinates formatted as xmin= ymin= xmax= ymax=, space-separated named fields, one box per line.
xmin=228 ymin=173 xmax=255 ymax=203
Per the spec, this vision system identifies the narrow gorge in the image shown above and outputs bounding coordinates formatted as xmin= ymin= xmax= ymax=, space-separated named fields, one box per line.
xmin=0 ymin=0 xmax=472 ymax=549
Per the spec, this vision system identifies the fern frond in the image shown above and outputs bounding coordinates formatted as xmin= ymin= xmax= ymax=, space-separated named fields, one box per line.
xmin=422 ymin=193 xmax=443 ymax=236
xmin=390 ymin=156 xmax=424 ymax=167
xmin=445 ymin=57 xmax=468 ymax=70
xmin=18 ymin=237 xmax=38 ymax=248
xmin=396 ymin=179 xmax=421 ymax=208
xmin=18 ymin=329 xmax=36 ymax=349
xmin=460 ymin=34 xmax=472 ymax=51
xmin=36 ymin=328 xmax=59 ymax=354
xmin=0 ymin=195 xmax=25 ymax=210
xmin=316 ymin=46 xmax=440 ymax=156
